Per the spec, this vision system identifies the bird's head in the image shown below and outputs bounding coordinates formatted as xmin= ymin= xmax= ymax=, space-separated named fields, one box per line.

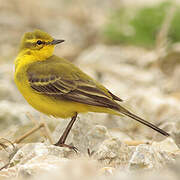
xmin=19 ymin=29 xmax=64 ymax=60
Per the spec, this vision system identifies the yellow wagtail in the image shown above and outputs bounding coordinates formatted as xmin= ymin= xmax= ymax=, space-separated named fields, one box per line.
xmin=14 ymin=30 xmax=169 ymax=150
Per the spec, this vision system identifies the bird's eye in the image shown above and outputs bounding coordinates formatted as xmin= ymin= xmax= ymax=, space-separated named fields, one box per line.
xmin=36 ymin=40 xmax=43 ymax=45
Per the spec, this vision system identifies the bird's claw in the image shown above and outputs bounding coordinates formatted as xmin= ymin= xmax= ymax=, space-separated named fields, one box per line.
xmin=54 ymin=143 xmax=78 ymax=153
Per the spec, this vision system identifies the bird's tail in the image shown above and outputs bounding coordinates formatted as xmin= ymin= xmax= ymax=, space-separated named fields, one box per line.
xmin=117 ymin=106 xmax=170 ymax=137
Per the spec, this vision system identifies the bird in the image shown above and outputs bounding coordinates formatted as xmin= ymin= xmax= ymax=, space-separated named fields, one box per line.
xmin=14 ymin=29 xmax=170 ymax=150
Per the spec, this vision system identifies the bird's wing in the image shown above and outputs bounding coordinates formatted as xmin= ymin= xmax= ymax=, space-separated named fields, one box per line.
xmin=27 ymin=55 xmax=121 ymax=110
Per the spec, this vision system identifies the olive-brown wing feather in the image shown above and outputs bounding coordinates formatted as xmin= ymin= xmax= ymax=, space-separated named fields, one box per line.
xmin=28 ymin=75 xmax=120 ymax=110
xmin=27 ymin=57 xmax=122 ymax=110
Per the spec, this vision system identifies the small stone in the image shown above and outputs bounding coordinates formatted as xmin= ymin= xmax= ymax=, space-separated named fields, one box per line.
xmin=82 ymin=125 xmax=109 ymax=153
xmin=94 ymin=137 xmax=130 ymax=167
xmin=10 ymin=143 xmax=74 ymax=167
xmin=128 ymin=143 xmax=179 ymax=170
xmin=152 ymin=137 xmax=179 ymax=152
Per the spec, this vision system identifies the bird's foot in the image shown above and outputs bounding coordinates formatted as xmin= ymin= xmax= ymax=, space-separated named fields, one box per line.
xmin=54 ymin=142 xmax=78 ymax=153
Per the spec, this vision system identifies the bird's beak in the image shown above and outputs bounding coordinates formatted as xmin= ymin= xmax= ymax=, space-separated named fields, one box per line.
xmin=50 ymin=39 xmax=65 ymax=45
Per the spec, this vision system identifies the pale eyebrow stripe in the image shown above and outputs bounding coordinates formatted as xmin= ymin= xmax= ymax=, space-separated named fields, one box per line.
xmin=25 ymin=39 xmax=37 ymax=43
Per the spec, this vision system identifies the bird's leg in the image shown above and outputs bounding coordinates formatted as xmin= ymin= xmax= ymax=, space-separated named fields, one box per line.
xmin=54 ymin=112 xmax=78 ymax=152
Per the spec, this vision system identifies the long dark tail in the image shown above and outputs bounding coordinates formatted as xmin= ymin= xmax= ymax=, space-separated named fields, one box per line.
xmin=118 ymin=106 xmax=170 ymax=137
